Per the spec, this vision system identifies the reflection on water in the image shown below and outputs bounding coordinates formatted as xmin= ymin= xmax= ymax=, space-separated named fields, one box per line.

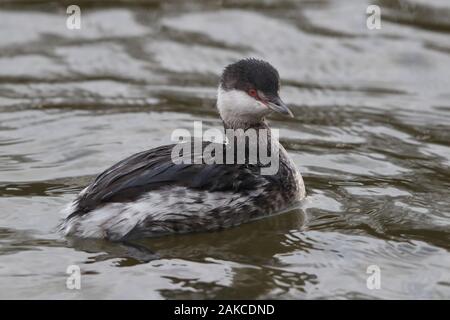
xmin=0 ymin=0 xmax=449 ymax=299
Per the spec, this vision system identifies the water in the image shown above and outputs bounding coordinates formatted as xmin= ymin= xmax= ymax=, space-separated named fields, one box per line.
xmin=0 ymin=0 xmax=449 ymax=299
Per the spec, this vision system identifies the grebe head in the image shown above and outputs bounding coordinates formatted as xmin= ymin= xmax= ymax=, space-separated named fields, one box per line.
xmin=217 ymin=58 xmax=293 ymax=129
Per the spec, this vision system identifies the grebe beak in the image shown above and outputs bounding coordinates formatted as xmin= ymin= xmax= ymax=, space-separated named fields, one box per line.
xmin=267 ymin=95 xmax=294 ymax=118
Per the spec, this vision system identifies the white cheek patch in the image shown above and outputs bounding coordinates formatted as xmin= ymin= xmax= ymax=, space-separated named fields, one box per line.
xmin=217 ymin=88 xmax=269 ymax=125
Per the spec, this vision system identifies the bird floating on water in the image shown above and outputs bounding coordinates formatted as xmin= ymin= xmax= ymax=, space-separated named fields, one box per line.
xmin=60 ymin=58 xmax=306 ymax=240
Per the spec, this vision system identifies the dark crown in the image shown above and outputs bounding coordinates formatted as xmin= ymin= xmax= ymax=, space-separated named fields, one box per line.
xmin=220 ymin=58 xmax=280 ymax=95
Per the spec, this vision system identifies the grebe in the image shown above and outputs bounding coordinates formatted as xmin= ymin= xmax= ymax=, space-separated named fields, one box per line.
xmin=60 ymin=58 xmax=305 ymax=240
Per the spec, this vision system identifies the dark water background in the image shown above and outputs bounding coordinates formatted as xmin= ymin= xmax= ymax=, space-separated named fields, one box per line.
xmin=0 ymin=0 xmax=449 ymax=299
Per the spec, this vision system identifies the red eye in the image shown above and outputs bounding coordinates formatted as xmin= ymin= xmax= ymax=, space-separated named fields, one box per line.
xmin=248 ymin=89 xmax=257 ymax=97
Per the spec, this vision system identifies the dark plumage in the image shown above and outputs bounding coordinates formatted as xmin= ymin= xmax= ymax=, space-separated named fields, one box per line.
xmin=221 ymin=58 xmax=280 ymax=95
xmin=60 ymin=58 xmax=305 ymax=240
xmin=68 ymin=142 xmax=268 ymax=218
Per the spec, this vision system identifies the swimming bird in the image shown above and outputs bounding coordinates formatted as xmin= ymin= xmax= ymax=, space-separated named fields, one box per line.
xmin=60 ymin=58 xmax=305 ymax=240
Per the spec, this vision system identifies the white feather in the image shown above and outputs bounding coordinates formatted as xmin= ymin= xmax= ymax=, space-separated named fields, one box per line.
xmin=60 ymin=186 xmax=262 ymax=240
xmin=217 ymin=88 xmax=269 ymax=128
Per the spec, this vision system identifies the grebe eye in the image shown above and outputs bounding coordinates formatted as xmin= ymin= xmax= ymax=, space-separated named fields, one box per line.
xmin=248 ymin=89 xmax=257 ymax=97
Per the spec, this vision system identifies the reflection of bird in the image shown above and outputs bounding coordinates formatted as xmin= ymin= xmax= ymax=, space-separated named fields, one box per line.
xmin=60 ymin=58 xmax=305 ymax=240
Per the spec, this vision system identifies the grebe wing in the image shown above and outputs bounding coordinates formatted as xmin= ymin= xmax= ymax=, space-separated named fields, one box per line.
xmin=70 ymin=142 xmax=268 ymax=217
